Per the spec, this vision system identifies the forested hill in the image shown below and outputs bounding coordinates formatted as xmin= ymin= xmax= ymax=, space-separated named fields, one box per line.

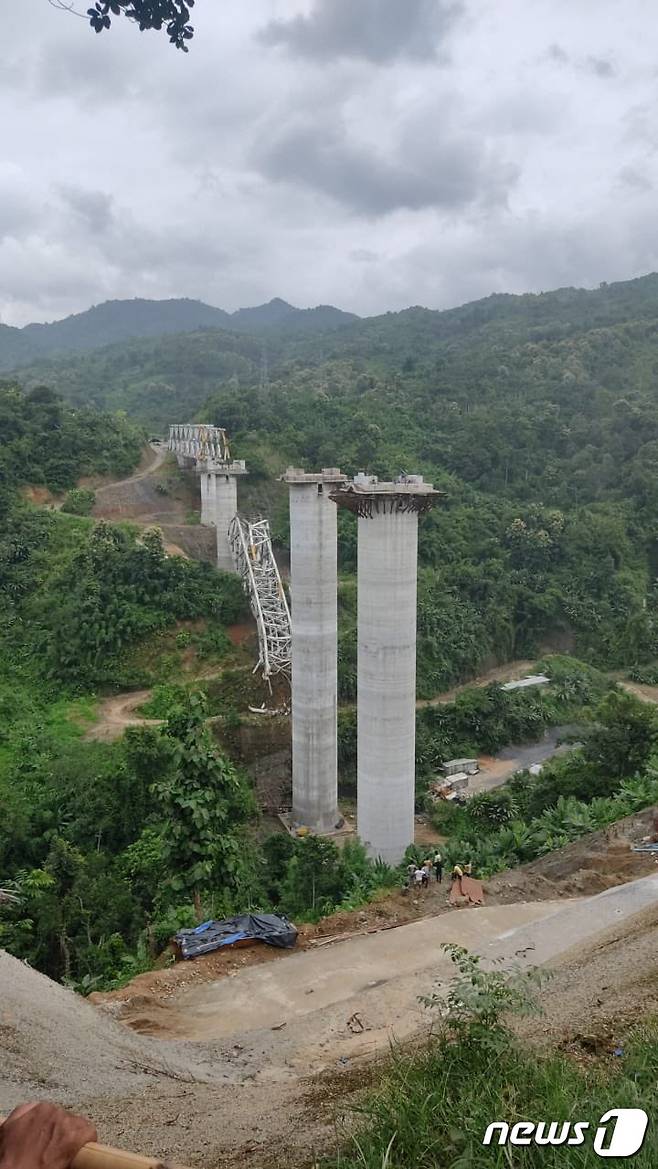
xmin=11 ymin=270 xmax=658 ymax=449
xmin=8 ymin=272 xmax=658 ymax=684
xmin=312 ymin=271 xmax=658 ymax=358
xmin=0 ymin=296 xmax=357 ymax=372
xmin=0 ymin=381 xmax=143 ymax=513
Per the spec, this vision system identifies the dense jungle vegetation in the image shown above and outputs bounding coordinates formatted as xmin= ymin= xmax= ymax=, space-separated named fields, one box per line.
xmin=4 ymin=274 xmax=658 ymax=988
xmin=16 ymin=274 xmax=658 ymax=686
xmin=0 ymin=388 xmax=398 ymax=985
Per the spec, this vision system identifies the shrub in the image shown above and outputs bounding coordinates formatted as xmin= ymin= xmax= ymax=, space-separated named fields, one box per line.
xmin=468 ymin=790 xmax=517 ymax=826
xmin=629 ymin=662 xmax=658 ymax=685
xmin=61 ymin=488 xmax=96 ymax=515
xmin=421 ymin=944 xmax=546 ymax=1049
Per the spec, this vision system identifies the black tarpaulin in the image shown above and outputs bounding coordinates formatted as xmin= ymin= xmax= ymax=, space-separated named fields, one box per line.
xmin=175 ymin=912 xmax=298 ymax=959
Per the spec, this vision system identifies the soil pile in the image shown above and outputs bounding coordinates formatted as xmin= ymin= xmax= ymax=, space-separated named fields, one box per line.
xmin=0 ymin=950 xmax=229 ymax=1112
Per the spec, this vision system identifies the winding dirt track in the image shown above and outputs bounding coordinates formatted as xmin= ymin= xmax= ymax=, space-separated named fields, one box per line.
xmin=84 ymin=691 xmax=162 ymax=743
xmin=93 ymin=442 xmax=169 ymax=497
xmin=620 ymin=680 xmax=658 ymax=704
xmin=85 ymin=660 xmax=539 ymax=744
xmin=416 ymin=659 xmax=537 ymax=707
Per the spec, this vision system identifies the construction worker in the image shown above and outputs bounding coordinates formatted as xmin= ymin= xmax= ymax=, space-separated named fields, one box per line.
xmin=451 ymin=862 xmax=464 ymax=882
xmin=433 ymin=851 xmax=443 ymax=883
xmin=0 ymin=1102 xmax=96 ymax=1169
xmin=406 ymin=860 xmax=417 ymax=887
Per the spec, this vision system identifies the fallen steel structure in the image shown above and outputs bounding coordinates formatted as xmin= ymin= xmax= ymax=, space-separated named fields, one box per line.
xmin=168 ymin=424 xmax=291 ymax=683
xmin=228 ymin=514 xmax=292 ymax=682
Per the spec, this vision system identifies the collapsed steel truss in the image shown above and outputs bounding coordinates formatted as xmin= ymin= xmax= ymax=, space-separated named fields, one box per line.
xmin=168 ymin=423 xmax=291 ymax=684
xmin=168 ymin=423 xmax=231 ymax=463
xmin=228 ymin=515 xmax=291 ymax=683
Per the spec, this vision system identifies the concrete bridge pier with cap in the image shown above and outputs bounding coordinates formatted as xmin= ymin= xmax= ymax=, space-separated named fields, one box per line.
xmin=200 ymin=460 xmax=248 ymax=572
xmin=331 ymin=474 xmax=444 ymax=864
xmin=284 ymin=466 xmax=346 ymax=832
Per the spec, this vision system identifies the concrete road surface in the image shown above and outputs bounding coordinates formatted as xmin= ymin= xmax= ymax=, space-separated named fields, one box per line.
xmin=144 ymin=875 xmax=658 ymax=1077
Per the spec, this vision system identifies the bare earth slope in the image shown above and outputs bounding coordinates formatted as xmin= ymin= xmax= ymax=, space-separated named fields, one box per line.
xmin=91 ymin=443 xmax=216 ymax=562
xmin=0 ymin=950 xmax=233 ymax=1111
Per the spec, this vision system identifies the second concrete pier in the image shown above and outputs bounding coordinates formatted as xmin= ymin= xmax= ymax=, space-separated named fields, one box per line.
xmin=284 ymin=467 xmax=346 ymax=831
xmin=332 ymin=474 xmax=442 ymax=863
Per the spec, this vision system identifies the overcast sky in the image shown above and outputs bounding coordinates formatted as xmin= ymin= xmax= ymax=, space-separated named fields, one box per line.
xmin=1 ymin=0 xmax=657 ymax=325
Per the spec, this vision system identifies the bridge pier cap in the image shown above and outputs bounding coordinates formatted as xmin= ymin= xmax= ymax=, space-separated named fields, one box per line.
xmin=330 ymin=472 xmax=444 ymax=523
xmin=330 ymin=474 xmax=446 ymax=865
xmin=282 ymin=466 xmax=345 ymax=485
xmin=199 ymin=458 xmax=247 ymax=476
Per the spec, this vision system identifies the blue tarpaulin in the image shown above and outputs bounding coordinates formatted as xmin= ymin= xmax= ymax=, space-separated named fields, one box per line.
xmin=175 ymin=913 xmax=297 ymax=959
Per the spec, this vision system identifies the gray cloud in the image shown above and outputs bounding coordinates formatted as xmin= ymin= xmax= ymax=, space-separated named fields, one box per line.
xmin=617 ymin=165 xmax=653 ymax=192
xmin=256 ymin=113 xmax=517 ymax=215
xmin=257 ymin=0 xmax=463 ymax=63
xmin=545 ymin=43 xmax=616 ymax=79
xmin=357 ymin=198 xmax=658 ymax=319
xmin=477 ymin=92 xmax=564 ymax=136
xmin=547 ymin=43 xmax=569 ymax=64
xmin=1 ymin=0 xmax=658 ymax=327
xmin=587 ymin=55 xmax=615 ymax=78
xmin=58 ymin=185 xmax=115 ymax=234
xmin=0 ymin=167 xmax=40 ymax=242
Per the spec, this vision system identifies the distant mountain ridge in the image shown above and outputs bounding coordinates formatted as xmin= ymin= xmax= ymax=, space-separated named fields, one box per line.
xmin=12 ymin=271 xmax=658 ymax=433
xmin=7 ymin=274 xmax=658 ymax=376
xmin=0 ymin=296 xmax=358 ymax=371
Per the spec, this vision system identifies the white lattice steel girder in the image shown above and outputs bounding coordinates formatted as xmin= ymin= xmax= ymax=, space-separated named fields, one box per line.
xmin=228 ymin=515 xmax=291 ymax=683
xmin=168 ymin=423 xmax=231 ymax=463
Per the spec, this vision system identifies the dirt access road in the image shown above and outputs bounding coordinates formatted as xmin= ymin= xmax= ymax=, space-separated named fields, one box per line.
xmin=84 ymin=690 xmax=162 ymax=743
xmin=621 ymin=679 xmax=658 ymax=704
xmin=84 ymin=658 xmax=539 ymax=745
xmin=123 ymin=876 xmax=658 ymax=1062
xmin=94 ymin=442 xmax=169 ymax=495
xmin=4 ymin=812 xmax=657 ymax=1169
xmin=462 ymin=675 xmax=658 ymax=798
xmin=10 ymin=873 xmax=656 ymax=1169
xmin=92 ymin=439 xmax=169 ymax=509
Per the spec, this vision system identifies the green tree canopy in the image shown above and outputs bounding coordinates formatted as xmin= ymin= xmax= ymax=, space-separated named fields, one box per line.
xmin=84 ymin=1 xmax=195 ymax=49
xmin=150 ymin=692 xmax=256 ymax=914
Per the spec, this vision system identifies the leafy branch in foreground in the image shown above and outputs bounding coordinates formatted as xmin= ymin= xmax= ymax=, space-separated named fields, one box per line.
xmin=420 ymin=943 xmax=548 ymax=1051
xmin=85 ymin=1 xmax=195 ymax=49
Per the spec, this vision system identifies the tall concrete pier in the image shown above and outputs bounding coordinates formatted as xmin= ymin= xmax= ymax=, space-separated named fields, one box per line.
xmin=200 ymin=461 xmax=247 ymax=572
xmin=284 ymin=467 xmax=346 ymax=831
xmin=332 ymin=474 xmax=442 ymax=863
